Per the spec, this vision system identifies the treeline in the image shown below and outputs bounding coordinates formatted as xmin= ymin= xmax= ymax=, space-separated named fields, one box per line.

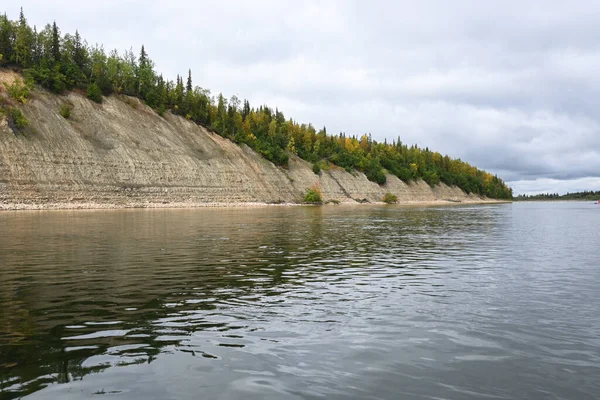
xmin=515 ymin=191 xmax=600 ymax=201
xmin=0 ymin=9 xmax=512 ymax=199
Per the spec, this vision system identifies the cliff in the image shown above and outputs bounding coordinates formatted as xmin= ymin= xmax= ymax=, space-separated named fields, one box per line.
xmin=0 ymin=71 xmax=492 ymax=210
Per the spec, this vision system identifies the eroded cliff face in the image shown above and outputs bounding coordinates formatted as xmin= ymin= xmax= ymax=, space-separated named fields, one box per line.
xmin=0 ymin=73 xmax=486 ymax=210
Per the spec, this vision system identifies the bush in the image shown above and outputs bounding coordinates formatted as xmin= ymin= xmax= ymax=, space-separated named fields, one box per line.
xmin=383 ymin=192 xmax=398 ymax=204
xmin=312 ymin=163 xmax=321 ymax=175
xmin=5 ymin=107 xmax=29 ymax=132
xmin=86 ymin=82 xmax=103 ymax=103
xmin=121 ymin=95 xmax=139 ymax=109
xmin=304 ymin=185 xmax=323 ymax=204
xmin=60 ymin=103 xmax=72 ymax=119
xmin=3 ymin=77 xmax=31 ymax=104
xmin=312 ymin=160 xmax=330 ymax=175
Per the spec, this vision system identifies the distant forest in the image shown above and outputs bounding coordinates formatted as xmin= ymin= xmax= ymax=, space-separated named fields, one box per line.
xmin=515 ymin=191 xmax=600 ymax=201
xmin=0 ymin=9 xmax=512 ymax=199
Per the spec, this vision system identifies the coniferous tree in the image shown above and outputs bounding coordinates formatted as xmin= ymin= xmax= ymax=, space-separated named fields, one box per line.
xmin=14 ymin=8 xmax=34 ymax=67
xmin=31 ymin=25 xmax=41 ymax=65
xmin=50 ymin=21 xmax=60 ymax=64
xmin=0 ymin=13 xmax=14 ymax=64
xmin=186 ymin=69 xmax=192 ymax=93
xmin=137 ymin=45 xmax=153 ymax=99
xmin=242 ymin=99 xmax=250 ymax=120
xmin=72 ymin=30 xmax=86 ymax=70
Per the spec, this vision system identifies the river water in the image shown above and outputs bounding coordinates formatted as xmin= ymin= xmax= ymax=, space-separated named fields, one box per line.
xmin=0 ymin=202 xmax=599 ymax=399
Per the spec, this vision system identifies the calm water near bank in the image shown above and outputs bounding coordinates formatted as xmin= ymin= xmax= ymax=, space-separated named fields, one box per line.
xmin=1 ymin=202 xmax=599 ymax=399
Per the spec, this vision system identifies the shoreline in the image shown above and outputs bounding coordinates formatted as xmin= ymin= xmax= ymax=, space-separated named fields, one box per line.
xmin=0 ymin=199 xmax=511 ymax=212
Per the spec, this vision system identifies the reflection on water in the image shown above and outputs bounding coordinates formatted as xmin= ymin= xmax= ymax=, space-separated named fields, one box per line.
xmin=1 ymin=203 xmax=599 ymax=399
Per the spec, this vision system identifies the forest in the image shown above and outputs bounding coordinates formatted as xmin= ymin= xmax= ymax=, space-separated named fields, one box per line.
xmin=0 ymin=9 xmax=513 ymax=199
xmin=514 ymin=191 xmax=600 ymax=201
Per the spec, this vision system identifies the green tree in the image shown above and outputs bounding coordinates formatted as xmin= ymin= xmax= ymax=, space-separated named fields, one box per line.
xmin=88 ymin=45 xmax=109 ymax=94
xmin=72 ymin=30 xmax=86 ymax=70
xmin=86 ymin=81 xmax=102 ymax=103
xmin=214 ymin=93 xmax=227 ymax=134
xmin=137 ymin=45 xmax=156 ymax=103
xmin=0 ymin=13 xmax=14 ymax=64
xmin=50 ymin=21 xmax=61 ymax=64
xmin=186 ymin=69 xmax=192 ymax=93
xmin=14 ymin=8 xmax=34 ymax=67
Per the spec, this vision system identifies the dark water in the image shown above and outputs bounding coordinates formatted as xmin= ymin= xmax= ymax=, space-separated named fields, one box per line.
xmin=1 ymin=202 xmax=599 ymax=400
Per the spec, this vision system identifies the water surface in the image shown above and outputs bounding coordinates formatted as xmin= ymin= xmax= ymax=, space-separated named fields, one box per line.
xmin=1 ymin=202 xmax=599 ymax=399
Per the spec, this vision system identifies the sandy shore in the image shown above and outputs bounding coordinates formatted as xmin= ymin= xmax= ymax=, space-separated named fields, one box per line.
xmin=0 ymin=199 xmax=510 ymax=211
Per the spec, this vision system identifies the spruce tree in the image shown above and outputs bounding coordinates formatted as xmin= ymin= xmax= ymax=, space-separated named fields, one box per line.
xmin=72 ymin=30 xmax=86 ymax=70
xmin=186 ymin=69 xmax=192 ymax=93
xmin=14 ymin=8 xmax=34 ymax=67
xmin=51 ymin=21 xmax=60 ymax=64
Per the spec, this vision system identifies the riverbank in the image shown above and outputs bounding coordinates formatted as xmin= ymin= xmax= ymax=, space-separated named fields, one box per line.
xmin=0 ymin=198 xmax=509 ymax=211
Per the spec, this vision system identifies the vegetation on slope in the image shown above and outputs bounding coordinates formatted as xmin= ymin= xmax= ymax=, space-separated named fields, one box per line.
xmin=304 ymin=185 xmax=323 ymax=204
xmin=0 ymin=9 xmax=512 ymax=199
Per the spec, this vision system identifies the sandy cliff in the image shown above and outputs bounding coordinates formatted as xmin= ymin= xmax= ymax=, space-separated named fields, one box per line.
xmin=0 ymin=74 xmax=495 ymax=210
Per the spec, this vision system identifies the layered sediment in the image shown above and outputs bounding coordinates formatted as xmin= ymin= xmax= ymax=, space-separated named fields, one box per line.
xmin=0 ymin=72 xmax=499 ymax=210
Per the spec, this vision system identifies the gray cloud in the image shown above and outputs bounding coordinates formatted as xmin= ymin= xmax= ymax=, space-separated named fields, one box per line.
xmin=8 ymin=0 xmax=600 ymax=195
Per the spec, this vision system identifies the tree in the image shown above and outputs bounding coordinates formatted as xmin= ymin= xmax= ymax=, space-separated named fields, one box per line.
xmin=186 ymin=69 xmax=192 ymax=93
xmin=156 ymin=74 xmax=167 ymax=114
xmin=214 ymin=93 xmax=227 ymax=134
xmin=137 ymin=45 xmax=155 ymax=101
xmin=50 ymin=21 xmax=60 ymax=64
xmin=105 ymin=49 xmax=122 ymax=93
xmin=0 ymin=13 xmax=14 ymax=64
xmin=89 ymin=45 xmax=109 ymax=94
xmin=86 ymin=81 xmax=102 ymax=103
xmin=72 ymin=30 xmax=87 ymax=70
xmin=14 ymin=8 xmax=34 ymax=67
xmin=121 ymin=48 xmax=138 ymax=95
xmin=242 ymin=99 xmax=251 ymax=120
xmin=173 ymin=74 xmax=184 ymax=110
xmin=31 ymin=25 xmax=41 ymax=64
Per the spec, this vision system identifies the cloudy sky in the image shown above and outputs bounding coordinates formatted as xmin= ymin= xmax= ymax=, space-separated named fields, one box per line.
xmin=7 ymin=1 xmax=600 ymax=195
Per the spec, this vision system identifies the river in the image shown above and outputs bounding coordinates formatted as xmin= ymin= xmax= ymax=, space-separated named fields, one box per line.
xmin=1 ymin=202 xmax=599 ymax=399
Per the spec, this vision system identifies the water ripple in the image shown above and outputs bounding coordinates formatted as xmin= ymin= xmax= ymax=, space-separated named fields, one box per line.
xmin=1 ymin=203 xmax=599 ymax=399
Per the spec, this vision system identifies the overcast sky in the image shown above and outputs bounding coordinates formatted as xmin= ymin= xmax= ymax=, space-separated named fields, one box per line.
xmin=7 ymin=1 xmax=600 ymax=195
